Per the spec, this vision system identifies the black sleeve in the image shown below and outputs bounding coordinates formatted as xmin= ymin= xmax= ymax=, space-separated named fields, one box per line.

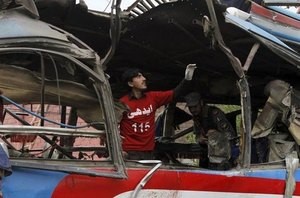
xmin=173 ymin=79 xmax=192 ymax=101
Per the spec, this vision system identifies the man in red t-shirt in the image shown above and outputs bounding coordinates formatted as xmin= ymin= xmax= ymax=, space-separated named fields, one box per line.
xmin=119 ymin=64 xmax=197 ymax=160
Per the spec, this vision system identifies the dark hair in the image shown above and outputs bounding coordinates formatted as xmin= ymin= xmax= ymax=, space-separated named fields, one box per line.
xmin=121 ymin=68 xmax=143 ymax=83
xmin=184 ymin=92 xmax=201 ymax=107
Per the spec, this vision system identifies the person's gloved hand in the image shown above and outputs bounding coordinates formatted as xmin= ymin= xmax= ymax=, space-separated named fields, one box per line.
xmin=185 ymin=64 xmax=197 ymax=80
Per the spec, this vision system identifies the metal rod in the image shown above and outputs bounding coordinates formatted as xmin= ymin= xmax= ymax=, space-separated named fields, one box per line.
xmin=205 ymin=0 xmax=251 ymax=168
xmin=0 ymin=125 xmax=104 ymax=137
xmin=243 ymin=43 xmax=260 ymax=72
xmin=263 ymin=0 xmax=300 ymax=6
xmin=131 ymin=161 xmax=162 ymax=198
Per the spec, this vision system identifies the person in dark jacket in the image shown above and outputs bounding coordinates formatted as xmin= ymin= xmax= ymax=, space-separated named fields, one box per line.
xmin=185 ymin=92 xmax=239 ymax=170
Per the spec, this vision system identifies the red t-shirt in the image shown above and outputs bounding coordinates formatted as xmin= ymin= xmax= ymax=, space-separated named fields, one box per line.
xmin=119 ymin=90 xmax=174 ymax=151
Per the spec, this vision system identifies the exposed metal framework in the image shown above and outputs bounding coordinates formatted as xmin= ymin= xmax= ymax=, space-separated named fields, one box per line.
xmin=126 ymin=0 xmax=177 ymax=18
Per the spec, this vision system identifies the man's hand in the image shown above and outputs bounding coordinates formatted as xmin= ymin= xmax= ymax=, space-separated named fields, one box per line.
xmin=185 ymin=64 xmax=197 ymax=80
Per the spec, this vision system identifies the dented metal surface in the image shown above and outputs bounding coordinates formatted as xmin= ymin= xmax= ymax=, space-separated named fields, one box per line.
xmin=0 ymin=0 xmax=126 ymax=178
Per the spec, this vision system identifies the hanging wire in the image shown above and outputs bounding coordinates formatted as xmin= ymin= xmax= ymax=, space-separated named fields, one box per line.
xmin=39 ymin=52 xmax=45 ymax=126
xmin=48 ymin=54 xmax=62 ymax=113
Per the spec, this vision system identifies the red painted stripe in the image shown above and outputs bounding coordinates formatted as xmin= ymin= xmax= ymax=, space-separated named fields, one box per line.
xmin=52 ymin=169 xmax=298 ymax=197
xmin=251 ymin=2 xmax=300 ymax=29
